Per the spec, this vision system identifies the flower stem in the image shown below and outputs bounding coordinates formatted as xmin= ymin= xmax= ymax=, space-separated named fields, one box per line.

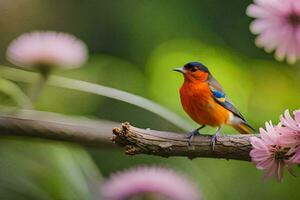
xmin=29 ymin=73 xmax=49 ymax=107
xmin=0 ymin=66 xmax=193 ymax=131
xmin=47 ymin=76 xmax=192 ymax=131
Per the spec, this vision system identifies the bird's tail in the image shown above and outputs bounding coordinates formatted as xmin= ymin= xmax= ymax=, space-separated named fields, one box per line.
xmin=231 ymin=121 xmax=255 ymax=134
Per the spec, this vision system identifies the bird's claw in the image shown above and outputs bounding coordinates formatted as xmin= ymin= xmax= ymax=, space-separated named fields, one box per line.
xmin=186 ymin=132 xmax=194 ymax=146
xmin=186 ymin=126 xmax=206 ymax=146
xmin=186 ymin=130 xmax=199 ymax=146
xmin=211 ymin=134 xmax=218 ymax=151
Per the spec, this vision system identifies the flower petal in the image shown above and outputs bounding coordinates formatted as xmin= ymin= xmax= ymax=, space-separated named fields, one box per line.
xmin=291 ymin=149 xmax=300 ymax=164
xmin=247 ymin=4 xmax=270 ymax=18
xmin=276 ymin=161 xmax=284 ymax=182
xmin=293 ymin=109 xmax=300 ymax=124
xmin=256 ymin=157 xmax=275 ymax=169
xmin=263 ymin=160 xmax=277 ymax=180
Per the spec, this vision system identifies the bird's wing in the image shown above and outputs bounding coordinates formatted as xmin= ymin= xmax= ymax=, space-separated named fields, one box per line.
xmin=208 ymin=76 xmax=245 ymax=121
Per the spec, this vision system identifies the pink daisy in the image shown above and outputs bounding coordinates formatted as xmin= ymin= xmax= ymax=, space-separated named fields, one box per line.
xmin=6 ymin=31 xmax=88 ymax=70
xmin=101 ymin=166 xmax=200 ymax=200
xmin=250 ymin=121 xmax=296 ymax=182
xmin=246 ymin=0 xmax=300 ymax=64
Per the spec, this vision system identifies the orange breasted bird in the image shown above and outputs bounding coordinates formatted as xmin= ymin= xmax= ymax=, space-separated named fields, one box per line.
xmin=174 ymin=62 xmax=254 ymax=147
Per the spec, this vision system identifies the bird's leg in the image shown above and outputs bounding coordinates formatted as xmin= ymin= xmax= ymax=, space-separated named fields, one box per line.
xmin=211 ymin=126 xmax=223 ymax=150
xmin=186 ymin=125 xmax=205 ymax=146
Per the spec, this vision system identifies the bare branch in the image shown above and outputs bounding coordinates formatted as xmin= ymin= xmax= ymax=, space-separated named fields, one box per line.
xmin=113 ymin=122 xmax=257 ymax=161
xmin=0 ymin=109 xmax=256 ymax=161
xmin=0 ymin=109 xmax=117 ymax=147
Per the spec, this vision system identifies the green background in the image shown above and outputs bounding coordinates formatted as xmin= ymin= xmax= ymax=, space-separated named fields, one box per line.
xmin=0 ymin=0 xmax=299 ymax=200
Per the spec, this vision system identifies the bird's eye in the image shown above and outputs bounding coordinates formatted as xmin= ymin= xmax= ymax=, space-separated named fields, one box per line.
xmin=191 ymin=68 xmax=197 ymax=72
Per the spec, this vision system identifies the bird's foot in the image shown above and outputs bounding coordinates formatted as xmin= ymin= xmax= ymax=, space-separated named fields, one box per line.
xmin=210 ymin=126 xmax=222 ymax=151
xmin=186 ymin=130 xmax=200 ymax=146
xmin=210 ymin=134 xmax=219 ymax=151
xmin=186 ymin=125 xmax=206 ymax=146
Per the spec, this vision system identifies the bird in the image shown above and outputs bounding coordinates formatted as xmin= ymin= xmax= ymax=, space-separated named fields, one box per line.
xmin=173 ymin=62 xmax=254 ymax=148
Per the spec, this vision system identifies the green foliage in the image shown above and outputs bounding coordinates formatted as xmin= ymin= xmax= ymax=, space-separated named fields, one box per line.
xmin=0 ymin=78 xmax=31 ymax=108
xmin=0 ymin=138 xmax=101 ymax=200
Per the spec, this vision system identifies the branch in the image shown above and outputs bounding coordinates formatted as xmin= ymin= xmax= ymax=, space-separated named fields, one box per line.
xmin=0 ymin=108 xmax=117 ymax=147
xmin=0 ymin=109 xmax=256 ymax=161
xmin=113 ymin=122 xmax=257 ymax=161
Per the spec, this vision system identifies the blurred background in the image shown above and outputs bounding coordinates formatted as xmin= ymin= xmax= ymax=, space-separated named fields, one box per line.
xmin=0 ymin=0 xmax=299 ymax=199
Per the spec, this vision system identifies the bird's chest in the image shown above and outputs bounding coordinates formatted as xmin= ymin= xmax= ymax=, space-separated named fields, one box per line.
xmin=180 ymin=84 xmax=213 ymax=113
xmin=179 ymin=83 xmax=227 ymax=126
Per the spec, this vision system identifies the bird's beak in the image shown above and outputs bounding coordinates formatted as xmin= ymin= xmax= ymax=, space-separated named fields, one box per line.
xmin=173 ymin=67 xmax=185 ymax=74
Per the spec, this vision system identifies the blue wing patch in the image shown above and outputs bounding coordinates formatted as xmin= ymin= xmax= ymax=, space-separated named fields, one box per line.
xmin=210 ymin=87 xmax=226 ymax=102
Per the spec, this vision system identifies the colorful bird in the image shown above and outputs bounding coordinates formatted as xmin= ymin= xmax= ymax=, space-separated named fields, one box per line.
xmin=174 ymin=62 xmax=254 ymax=148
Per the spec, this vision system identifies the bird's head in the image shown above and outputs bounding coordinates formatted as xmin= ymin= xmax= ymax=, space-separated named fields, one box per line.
xmin=173 ymin=62 xmax=210 ymax=82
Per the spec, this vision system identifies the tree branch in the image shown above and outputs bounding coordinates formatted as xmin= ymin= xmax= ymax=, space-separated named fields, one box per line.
xmin=113 ymin=122 xmax=257 ymax=161
xmin=0 ymin=109 xmax=117 ymax=147
xmin=0 ymin=109 xmax=257 ymax=161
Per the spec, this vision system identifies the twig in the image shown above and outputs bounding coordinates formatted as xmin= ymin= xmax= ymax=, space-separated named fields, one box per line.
xmin=113 ymin=122 xmax=257 ymax=161
xmin=0 ymin=108 xmax=117 ymax=147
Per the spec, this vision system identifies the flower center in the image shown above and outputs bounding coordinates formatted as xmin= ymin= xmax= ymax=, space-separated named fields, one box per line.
xmin=272 ymin=146 xmax=293 ymax=161
xmin=287 ymin=12 xmax=300 ymax=27
xmin=274 ymin=151 xmax=288 ymax=161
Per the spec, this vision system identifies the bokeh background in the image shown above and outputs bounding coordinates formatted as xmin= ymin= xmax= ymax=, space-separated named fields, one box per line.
xmin=0 ymin=0 xmax=300 ymax=200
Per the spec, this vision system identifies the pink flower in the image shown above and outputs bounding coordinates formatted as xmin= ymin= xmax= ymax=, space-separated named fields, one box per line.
xmin=278 ymin=109 xmax=300 ymax=146
xmin=101 ymin=166 xmax=200 ymax=200
xmin=7 ymin=31 xmax=88 ymax=70
xmin=250 ymin=121 xmax=296 ymax=182
xmin=246 ymin=0 xmax=300 ymax=64
xmin=291 ymin=147 xmax=300 ymax=163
